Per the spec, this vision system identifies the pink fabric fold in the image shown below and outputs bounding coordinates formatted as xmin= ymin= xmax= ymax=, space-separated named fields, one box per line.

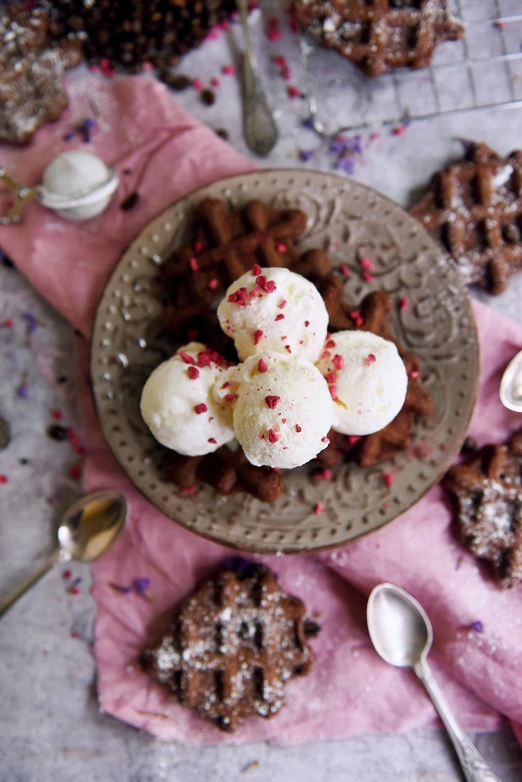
xmin=1 ymin=76 xmax=521 ymax=745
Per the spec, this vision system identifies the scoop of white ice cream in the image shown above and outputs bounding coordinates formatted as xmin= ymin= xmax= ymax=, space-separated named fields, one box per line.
xmin=316 ymin=331 xmax=408 ymax=436
xmin=140 ymin=342 xmax=235 ymax=456
xmin=231 ymin=351 xmax=333 ymax=469
xmin=217 ymin=267 xmax=328 ymax=363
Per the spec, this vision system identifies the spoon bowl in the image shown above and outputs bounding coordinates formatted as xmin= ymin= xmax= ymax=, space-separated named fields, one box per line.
xmin=0 ymin=490 xmax=127 ymax=616
xmin=499 ymin=349 xmax=522 ymax=412
xmin=367 ymin=582 xmax=432 ymax=668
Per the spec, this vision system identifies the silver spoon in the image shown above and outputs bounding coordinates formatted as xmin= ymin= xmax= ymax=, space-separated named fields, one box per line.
xmin=367 ymin=583 xmax=502 ymax=782
xmin=0 ymin=490 xmax=127 ymax=617
xmin=499 ymin=349 xmax=522 ymax=412
xmin=236 ymin=0 xmax=278 ymax=156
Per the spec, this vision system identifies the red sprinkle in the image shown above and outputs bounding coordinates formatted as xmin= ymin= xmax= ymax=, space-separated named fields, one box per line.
xmin=179 ymin=351 xmax=195 ymax=365
xmin=69 ymin=465 xmax=80 ymax=479
xmin=256 ymin=275 xmax=277 ymax=293
xmin=382 ymin=472 xmax=395 ymax=487
xmin=265 ymin=395 xmax=280 ymax=409
xmin=276 ymin=243 xmax=286 ymax=252
xmin=252 ymin=263 xmax=262 ymax=276
xmin=225 ymin=393 xmax=238 ymax=402
xmin=228 ymin=287 xmax=249 ymax=306
xmin=258 ymin=358 xmax=268 ymax=373
xmin=355 ymin=316 xmax=364 ymax=328
xmin=3 ymin=318 xmax=13 ymax=328
xmin=272 ymin=55 xmax=287 ymax=66
xmin=314 ymin=468 xmax=332 ymax=481
xmin=325 ymin=339 xmax=336 ymax=349
xmin=62 ymin=570 xmax=72 ymax=580
xmin=193 ymin=78 xmax=205 ymax=90
xmin=208 ymin=438 xmax=217 ymax=444
xmin=360 ymin=256 xmax=375 ymax=271
xmin=279 ymin=299 xmax=287 ymax=309
xmin=340 ymin=264 xmax=350 ymax=277
xmin=211 ymin=77 xmax=220 ymax=87
xmin=409 ymin=370 xmax=420 ymax=380
xmin=268 ymin=428 xmax=279 ymax=444
xmin=295 ymin=424 xmax=302 ymax=433
xmin=333 ymin=354 xmax=344 ymax=370
xmin=347 ymin=435 xmax=361 ymax=444
xmin=70 ymin=631 xmax=79 ymax=639
xmin=328 ymin=385 xmax=337 ymax=400
xmin=221 ymin=381 xmax=230 ymax=389
xmin=365 ymin=354 xmax=376 ymax=365
xmin=282 ymin=418 xmax=287 ymax=424
xmin=314 ymin=503 xmax=325 ymax=515
xmin=393 ymin=124 xmax=408 ymax=136
xmin=285 ymin=345 xmax=292 ymax=353
xmin=189 ymin=257 xmax=199 ymax=272
xmin=254 ymin=329 xmax=264 ymax=345
xmin=320 ymin=350 xmax=331 ymax=360
xmin=187 ymin=366 xmax=200 ymax=380
xmin=362 ymin=271 xmax=373 ymax=282
xmin=222 ymin=65 xmax=235 ymax=75
xmin=194 ymin=403 xmax=207 ymax=414
xmin=207 ymin=278 xmax=218 ymax=291
xmin=325 ymin=372 xmax=337 ymax=384
xmin=51 ymin=409 xmax=63 ymax=421
xmin=188 ymin=328 xmax=199 ymax=340
xmin=275 ymin=313 xmax=285 ymax=321
xmin=194 ymin=241 xmax=204 ymax=252
xmin=400 ymin=297 xmax=409 ymax=311
xmin=182 ymin=486 xmax=196 ymax=495
xmin=321 ymin=437 xmax=330 ymax=444
xmin=69 ymin=587 xmax=81 ymax=596
xmin=304 ymin=320 xmax=310 ymax=327
xmin=267 ymin=28 xmax=281 ymax=41
xmin=249 ymin=288 xmax=261 ymax=298
xmin=288 ymin=85 xmax=301 ymax=98
xmin=0 ymin=474 xmax=8 ymax=485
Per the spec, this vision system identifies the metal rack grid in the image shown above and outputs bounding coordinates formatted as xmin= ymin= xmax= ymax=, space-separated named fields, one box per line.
xmin=300 ymin=1 xmax=522 ymax=136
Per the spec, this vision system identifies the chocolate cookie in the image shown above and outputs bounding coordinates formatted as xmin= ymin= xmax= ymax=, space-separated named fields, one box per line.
xmin=411 ymin=142 xmax=522 ymax=294
xmin=444 ymin=429 xmax=522 ymax=588
xmin=141 ymin=562 xmax=318 ymax=731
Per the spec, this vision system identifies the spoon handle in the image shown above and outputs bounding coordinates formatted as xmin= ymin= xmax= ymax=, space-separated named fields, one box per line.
xmin=236 ymin=0 xmax=278 ymax=157
xmin=414 ymin=661 xmax=503 ymax=782
xmin=0 ymin=549 xmax=60 ymax=617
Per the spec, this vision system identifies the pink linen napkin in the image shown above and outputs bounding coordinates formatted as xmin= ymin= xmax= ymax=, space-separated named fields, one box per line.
xmin=1 ymin=76 xmax=521 ymax=745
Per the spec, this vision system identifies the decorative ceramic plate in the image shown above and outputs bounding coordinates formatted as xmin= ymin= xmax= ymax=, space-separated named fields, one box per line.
xmin=91 ymin=170 xmax=479 ymax=553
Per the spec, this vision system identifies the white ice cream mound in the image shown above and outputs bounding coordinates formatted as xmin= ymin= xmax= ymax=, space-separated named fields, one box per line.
xmin=140 ymin=342 xmax=235 ymax=456
xmin=217 ymin=266 xmax=328 ymax=363
xmin=229 ymin=351 xmax=333 ymax=469
xmin=316 ymin=331 xmax=408 ymax=436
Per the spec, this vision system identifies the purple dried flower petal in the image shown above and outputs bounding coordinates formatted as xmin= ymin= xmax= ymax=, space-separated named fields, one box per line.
xmin=221 ymin=556 xmax=253 ymax=573
xmin=302 ymin=116 xmax=315 ymax=130
xmin=470 ymin=620 xmax=484 ymax=632
xmin=63 ymin=131 xmax=76 ymax=142
xmin=22 ymin=312 xmax=38 ymax=333
xmin=109 ymin=582 xmax=132 ymax=594
xmin=81 ymin=118 xmax=97 ymax=131
xmin=336 ymin=156 xmax=355 ymax=175
xmin=329 ymin=138 xmax=346 ymax=155
xmin=17 ymin=384 xmax=28 ymax=399
xmin=299 ymin=149 xmax=315 ymax=162
xmin=133 ymin=577 xmax=151 ymax=595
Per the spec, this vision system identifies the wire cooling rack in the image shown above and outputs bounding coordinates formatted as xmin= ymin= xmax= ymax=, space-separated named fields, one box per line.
xmin=299 ymin=0 xmax=522 ymax=136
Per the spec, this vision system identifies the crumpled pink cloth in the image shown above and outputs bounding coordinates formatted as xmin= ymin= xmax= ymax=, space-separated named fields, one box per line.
xmin=1 ymin=77 xmax=522 ymax=745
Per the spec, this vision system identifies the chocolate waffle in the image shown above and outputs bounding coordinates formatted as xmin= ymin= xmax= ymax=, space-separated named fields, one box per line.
xmin=141 ymin=562 xmax=317 ymax=731
xmin=292 ymin=0 xmax=464 ymax=78
xmin=161 ymin=199 xmax=434 ymax=500
xmin=0 ymin=3 xmax=75 ymax=145
xmin=444 ymin=429 xmax=522 ymax=588
xmin=410 ymin=142 xmax=522 ymax=294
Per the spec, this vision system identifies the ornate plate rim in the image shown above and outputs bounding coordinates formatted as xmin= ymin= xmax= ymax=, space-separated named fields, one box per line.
xmin=90 ymin=168 xmax=479 ymax=554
